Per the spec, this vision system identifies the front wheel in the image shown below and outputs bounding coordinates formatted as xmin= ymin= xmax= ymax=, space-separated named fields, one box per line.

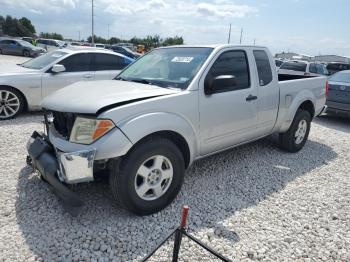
xmin=23 ymin=50 xmax=30 ymax=57
xmin=0 ymin=87 xmax=25 ymax=120
xmin=279 ymin=109 xmax=311 ymax=152
xmin=109 ymin=137 xmax=185 ymax=215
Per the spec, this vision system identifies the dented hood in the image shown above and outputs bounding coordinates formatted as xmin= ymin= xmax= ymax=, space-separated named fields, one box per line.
xmin=41 ymin=80 xmax=180 ymax=114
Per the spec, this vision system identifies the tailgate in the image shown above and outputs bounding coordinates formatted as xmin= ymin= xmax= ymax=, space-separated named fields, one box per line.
xmin=328 ymin=82 xmax=350 ymax=104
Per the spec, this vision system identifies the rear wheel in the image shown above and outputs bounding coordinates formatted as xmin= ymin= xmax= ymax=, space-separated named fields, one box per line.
xmin=0 ymin=87 xmax=25 ymax=120
xmin=109 ymin=137 xmax=185 ymax=215
xmin=23 ymin=50 xmax=30 ymax=57
xmin=279 ymin=109 xmax=311 ymax=152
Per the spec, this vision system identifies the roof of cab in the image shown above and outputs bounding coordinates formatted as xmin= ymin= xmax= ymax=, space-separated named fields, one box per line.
xmin=158 ymin=44 xmax=267 ymax=49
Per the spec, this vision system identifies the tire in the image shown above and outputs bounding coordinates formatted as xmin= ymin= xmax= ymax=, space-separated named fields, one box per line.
xmin=23 ymin=50 xmax=30 ymax=57
xmin=0 ymin=86 xmax=25 ymax=120
xmin=279 ymin=109 xmax=311 ymax=152
xmin=109 ymin=137 xmax=185 ymax=216
xmin=0 ymin=49 xmax=2 ymax=54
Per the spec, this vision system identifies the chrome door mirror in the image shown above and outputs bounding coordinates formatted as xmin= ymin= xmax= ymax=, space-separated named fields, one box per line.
xmin=52 ymin=64 xmax=66 ymax=73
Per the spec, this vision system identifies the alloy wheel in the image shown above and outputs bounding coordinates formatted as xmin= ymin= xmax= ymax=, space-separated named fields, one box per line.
xmin=295 ymin=119 xmax=307 ymax=144
xmin=0 ymin=90 xmax=20 ymax=119
xmin=134 ymin=155 xmax=174 ymax=201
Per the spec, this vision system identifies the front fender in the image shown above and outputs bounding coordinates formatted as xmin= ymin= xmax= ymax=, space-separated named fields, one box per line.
xmin=118 ymin=112 xmax=198 ymax=164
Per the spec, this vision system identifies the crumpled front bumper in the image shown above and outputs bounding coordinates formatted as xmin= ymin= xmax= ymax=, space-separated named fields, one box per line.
xmin=26 ymin=131 xmax=95 ymax=215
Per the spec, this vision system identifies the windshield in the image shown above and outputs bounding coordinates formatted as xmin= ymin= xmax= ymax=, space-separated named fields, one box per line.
xmin=18 ymin=40 xmax=35 ymax=48
xmin=329 ymin=71 xmax=350 ymax=83
xmin=117 ymin=47 xmax=213 ymax=89
xmin=21 ymin=51 xmax=67 ymax=69
xmin=123 ymin=47 xmax=134 ymax=53
xmin=280 ymin=62 xmax=307 ymax=72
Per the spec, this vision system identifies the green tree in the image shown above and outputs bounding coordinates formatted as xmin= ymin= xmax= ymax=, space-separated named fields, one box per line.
xmin=19 ymin=17 xmax=36 ymax=34
xmin=162 ymin=36 xmax=184 ymax=46
xmin=87 ymin=35 xmax=107 ymax=44
xmin=39 ymin=32 xmax=64 ymax=40
xmin=0 ymin=15 xmax=36 ymax=37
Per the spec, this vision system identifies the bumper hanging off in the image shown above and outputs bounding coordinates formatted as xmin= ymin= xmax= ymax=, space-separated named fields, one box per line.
xmin=26 ymin=131 xmax=96 ymax=216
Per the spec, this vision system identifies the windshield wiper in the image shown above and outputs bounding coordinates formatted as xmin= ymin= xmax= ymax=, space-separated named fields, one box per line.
xmin=115 ymin=77 xmax=155 ymax=85
xmin=128 ymin=78 xmax=154 ymax=85
xmin=115 ymin=76 xmax=127 ymax=81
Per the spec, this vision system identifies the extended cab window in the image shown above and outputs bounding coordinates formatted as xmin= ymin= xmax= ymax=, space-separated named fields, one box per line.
xmin=59 ymin=53 xmax=93 ymax=72
xmin=206 ymin=50 xmax=250 ymax=93
xmin=309 ymin=63 xmax=317 ymax=74
xmin=253 ymin=50 xmax=272 ymax=86
xmin=94 ymin=53 xmax=129 ymax=71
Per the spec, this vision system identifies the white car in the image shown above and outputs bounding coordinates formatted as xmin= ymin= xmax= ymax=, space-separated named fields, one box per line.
xmin=278 ymin=60 xmax=328 ymax=79
xmin=0 ymin=48 xmax=134 ymax=120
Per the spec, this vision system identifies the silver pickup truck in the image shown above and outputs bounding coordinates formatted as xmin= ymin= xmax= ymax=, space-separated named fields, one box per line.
xmin=27 ymin=45 xmax=328 ymax=216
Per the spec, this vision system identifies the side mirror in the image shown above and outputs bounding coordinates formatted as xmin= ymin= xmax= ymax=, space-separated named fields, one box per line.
xmin=204 ymin=75 xmax=237 ymax=95
xmin=51 ymin=64 xmax=66 ymax=73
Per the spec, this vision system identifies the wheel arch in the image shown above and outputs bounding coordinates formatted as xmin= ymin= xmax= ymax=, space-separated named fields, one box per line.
xmin=0 ymin=85 xmax=28 ymax=111
xmin=298 ymin=100 xmax=315 ymax=118
xmin=130 ymin=130 xmax=191 ymax=168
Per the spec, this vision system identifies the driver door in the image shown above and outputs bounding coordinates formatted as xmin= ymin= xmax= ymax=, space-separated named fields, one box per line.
xmin=199 ymin=49 xmax=258 ymax=155
xmin=41 ymin=53 xmax=95 ymax=99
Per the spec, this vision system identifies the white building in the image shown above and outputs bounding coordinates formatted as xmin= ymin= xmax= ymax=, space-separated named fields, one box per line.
xmin=313 ymin=55 xmax=350 ymax=63
xmin=275 ymin=52 xmax=313 ymax=61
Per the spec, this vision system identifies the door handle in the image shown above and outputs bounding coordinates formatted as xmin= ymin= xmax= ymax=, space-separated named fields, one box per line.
xmin=246 ymin=95 xmax=258 ymax=101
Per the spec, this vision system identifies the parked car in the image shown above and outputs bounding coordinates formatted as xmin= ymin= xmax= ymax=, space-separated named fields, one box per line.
xmin=69 ymin=42 xmax=82 ymax=46
xmin=94 ymin=43 xmax=106 ymax=48
xmin=0 ymin=38 xmax=46 ymax=57
xmin=275 ymin=59 xmax=284 ymax=69
xmin=326 ymin=70 xmax=350 ymax=115
xmin=26 ymin=44 xmax=327 ymax=216
xmin=326 ymin=62 xmax=350 ymax=75
xmin=21 ymin=37 xmax=34 ymax=44
xmin=278 ymin=61 xmax=328 ymax=80
xmin=0 ymin=48 xmax=134 ymax=120
xmin=109 ymin=45 xmax=141 ymax=59
xmin=36 ymin=39 xmax=67 ymax=52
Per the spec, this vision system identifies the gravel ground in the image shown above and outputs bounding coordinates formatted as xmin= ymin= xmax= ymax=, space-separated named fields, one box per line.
xmin=0 ymin=113 xmax=349 ymax=261
xmin=0 ymin=54 xmax=30 ymax=65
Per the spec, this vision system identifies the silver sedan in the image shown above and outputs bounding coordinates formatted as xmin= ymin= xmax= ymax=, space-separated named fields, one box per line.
xmin=0 ymin=48 xmax=134 ymax=120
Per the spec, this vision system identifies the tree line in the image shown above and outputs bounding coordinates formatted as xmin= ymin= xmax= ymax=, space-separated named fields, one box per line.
xmin=87 ymin=34 xmax=183 ymax=47
xmin=0 ymin=15 xmax=184 ymax=46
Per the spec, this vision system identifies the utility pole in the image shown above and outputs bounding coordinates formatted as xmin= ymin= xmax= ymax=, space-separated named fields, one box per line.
xmin=227 ymin=23 xmax=231 ymax=44
xmin=239 ymin=28 xmax=243 ymax=45
xmin=78 ymin=31 xmax=80 ymax=42
xmin=253 ymin=38 xmax=256 ymax=45
xmin=91 ymin=0 xmax=94 ymax=46
xmin=107 ymin=23 xmax=110 ymax=43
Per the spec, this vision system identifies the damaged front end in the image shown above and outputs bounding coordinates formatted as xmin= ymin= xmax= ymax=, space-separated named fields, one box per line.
xmin=26 ymin=130 xmax=96 ymax=216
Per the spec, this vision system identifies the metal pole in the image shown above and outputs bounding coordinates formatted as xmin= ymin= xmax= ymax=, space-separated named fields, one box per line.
xmin=227 ymin=23 xmax=231 ymax=44
xmin=253 ymin=38 xmax=256 ymax=45
xmin=78 ymin=31 xmax=80 ymax=42
xmin=172 ymin=206 xmax=189 ymax=262
xmin=91 ymin=0 xmax=94 ymax=46
xmin=107 ymin=23 xmax=110 ymax=43
xmin=239 ymin=28 xmax=243 ymax=45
